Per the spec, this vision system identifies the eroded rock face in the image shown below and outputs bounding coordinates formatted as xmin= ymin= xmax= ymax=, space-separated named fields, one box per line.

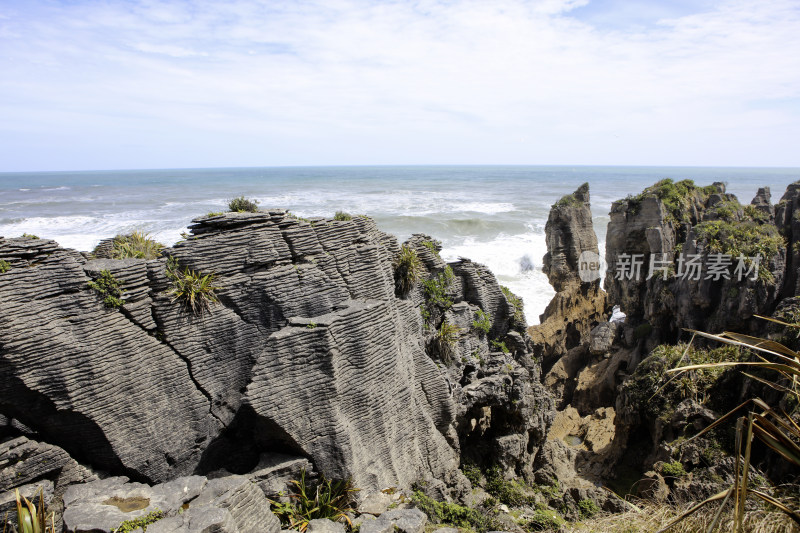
xmin=604 ymin=180 xmax=787 ymax=345
xmin=528 ymin=184 xmax=606 ymax=382
xmin=0 ymin=212 xmax=553 ymax=504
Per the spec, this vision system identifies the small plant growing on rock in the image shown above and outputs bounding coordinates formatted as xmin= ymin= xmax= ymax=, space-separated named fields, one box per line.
xmin=490 ymin=339 xmax=510 ymax=354
xmin=207 ymin=211 xmax=224 ymax=217
xmin=88 ymin=270 xmax=125 ymax=309
xmin=421 ymin=239 xmax=441 ymax=256
xmin=13 ymin=487 xmax=56 ymax=533
xmin=578 ymin=498 xmax=600 ymax=519
xmin=484 ymin=466 xmax=534 ymax=506
xmin=461 ymin=462 xmax=482 ymax=486
xmin=525 ymin=508 xmax=565 ymax=531
xmin=654 ymin=321 xmax=800 ymax=532
xmin=113 ymin=510 xmax=164 ymax=533
xmin=659 ymin=460 xmax=687 ymax=478
xmin=333 ymin=210 xmax=352 ymax=221
xmin=111 ymin=232 xmax=164 ymax=260
xmin=0 ymin=260 xmax=10 ymax=273
xmin=435 ymin=321 xmax=460 ymax=363
xmin=411 ymin=488 xmax=502 ymax=532
xmin=554 ymin=192 xmax=583 ymax=208
xmin=269 ymin=469 xmax=357 ymax=532
xmin=472 ymin=309 xmax=491 ymax=336
xmin=424 ymin=266 xmax=455 ymax=309
xmin=393 ymin=245 xmax=423 ymax=297
xmin=228 ymin=196 xmax=259 ymax=213
xmin=165 ymin=257 xmax=220 ymax=316
xmin=21 ymin=233 xmax=39 ymax=239
xmin=501 ymin=286 xmax=524 ymax=327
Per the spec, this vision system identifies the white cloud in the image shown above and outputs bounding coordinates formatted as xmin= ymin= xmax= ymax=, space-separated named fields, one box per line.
xmin=0 ymin=0 xmax=799 ymax=170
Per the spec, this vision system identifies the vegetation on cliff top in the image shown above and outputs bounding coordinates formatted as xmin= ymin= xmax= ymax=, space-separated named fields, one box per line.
xmin=624 ymin=179 xmax=720 ymax=222
xmin=228 ymin=195 xmax=260 ymax=213
xmin=693 ymin=220 xmax=784 ymax=281
xmin=111 ymin=231 xmax=164 ymax=260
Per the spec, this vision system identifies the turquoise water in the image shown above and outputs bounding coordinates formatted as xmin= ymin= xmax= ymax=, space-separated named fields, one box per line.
xmin=2 ymin=165 xmax=798 ymax=322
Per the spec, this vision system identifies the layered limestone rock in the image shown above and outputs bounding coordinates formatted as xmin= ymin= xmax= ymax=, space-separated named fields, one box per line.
xmin=604 ymin=180 xmax=787 ymax=346
xmin=0 ymin=211 xmax=553 ymax=512
xmin=528 ymin=184 xmax=606 ymax=409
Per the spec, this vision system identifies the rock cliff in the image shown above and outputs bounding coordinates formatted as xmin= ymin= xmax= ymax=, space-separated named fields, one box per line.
xmin=0 ymin=210 xmax=554 ymax=524
xmin=532 ymin=179 xmax=800 ymax=508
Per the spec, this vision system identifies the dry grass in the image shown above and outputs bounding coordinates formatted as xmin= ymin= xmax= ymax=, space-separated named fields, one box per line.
xmin=563 ymin=500 xmax=798 ymax=533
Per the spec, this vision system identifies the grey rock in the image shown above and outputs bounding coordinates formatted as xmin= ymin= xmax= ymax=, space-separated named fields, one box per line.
xmin=306 ymin=519 xmax=345 ymax=533
xmin=589 ymin=322 xmax=618 ymax=356
xmin=357 ymin=492 xmax=394 ymax=516
xmin=62 ymin=475 xmax=278 ymax=533
xmin=362 ymin=509 xmax=426 ymax=533
xmin=246 ymin=454 xmax=313 ymax=500
xmin=604 ymin=180 xmax=786 ymax=346
xmin=531 ymin=184 xmax=606 ymax=405
xmin=1 ymin=209 xmax=554 ymax=504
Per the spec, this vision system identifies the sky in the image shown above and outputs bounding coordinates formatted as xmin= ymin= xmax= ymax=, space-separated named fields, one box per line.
xmin=1 ymin=0 xmax=799 ymax=171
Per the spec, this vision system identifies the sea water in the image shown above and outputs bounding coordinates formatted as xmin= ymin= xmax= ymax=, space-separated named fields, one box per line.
xmin=2 ymin=165 xmax=798 ymax=324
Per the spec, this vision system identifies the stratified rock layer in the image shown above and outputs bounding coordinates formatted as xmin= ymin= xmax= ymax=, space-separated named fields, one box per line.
xmin=0 ymin=211 xmax=552 ymax=504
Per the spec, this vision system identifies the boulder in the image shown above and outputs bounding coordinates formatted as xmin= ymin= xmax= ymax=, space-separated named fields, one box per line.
xmin=361 ymin=509 xmax=426 ymax=533
xmin=62 ymin=475 xmax=279 ymax=533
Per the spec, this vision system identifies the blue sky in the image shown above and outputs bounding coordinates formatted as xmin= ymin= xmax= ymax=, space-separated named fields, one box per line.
xmin=1 ymin=0 xmax=799 ymax=171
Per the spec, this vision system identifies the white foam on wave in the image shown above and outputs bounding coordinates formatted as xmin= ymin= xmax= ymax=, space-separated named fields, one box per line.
xmin=0 ymin=213 xmax=190 ymax=252
xmin=441 ymin=232 xmax=555 ymax=326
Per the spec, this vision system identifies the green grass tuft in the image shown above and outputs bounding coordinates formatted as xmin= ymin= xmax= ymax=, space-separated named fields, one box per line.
xmin=269 ymin=469 xmax=357 ymax=532
xmin=207 ymin=211 xmax=224 ymax=217
xmin=228 ymin=196 xmax=260 ymax=213
xmin=165 ymin=257 xmax=220 ymax=316
xmin=0 ymin=260 xmax=10 ymax=273
xmin=490 ymin=339 xmax=510 ymax=354
xmin=484 ymin=466 xmax=535 ymax=507
xmin=88 ymin=270 xmax=125 ymax=309
xmin=434 ymin=321 xmax=460 ymax=363
xmin=393 ymin=245 xmax=423 ymax=297
xmin=461 ymin=462 xmax=482 ymax=486
xmin=333 ymin=210 xmax=352 ymax=221
xmin=21 ymin=233 xmax=40 ymax=239
xmin=693 ymin=219 xmax=784 ymax=282
xmin=421 ymin=239 xmax=441 ymax=255
xmin=525 ymin=508 xmax=565 ymax=531
xmin=111 ymin=232 xmax=164 ymax=260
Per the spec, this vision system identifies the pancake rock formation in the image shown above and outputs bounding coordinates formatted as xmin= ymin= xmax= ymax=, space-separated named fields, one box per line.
xmin=0 ymin=210 xmax=554 ymax=524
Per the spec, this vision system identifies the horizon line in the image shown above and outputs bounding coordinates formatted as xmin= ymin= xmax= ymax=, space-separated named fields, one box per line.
xmin=4 ymin=162 xmax=800 ymax=175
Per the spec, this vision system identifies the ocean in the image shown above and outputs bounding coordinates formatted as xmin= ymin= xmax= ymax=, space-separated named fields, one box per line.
xmin=1 ymin=165 xmax=798 ymax=324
